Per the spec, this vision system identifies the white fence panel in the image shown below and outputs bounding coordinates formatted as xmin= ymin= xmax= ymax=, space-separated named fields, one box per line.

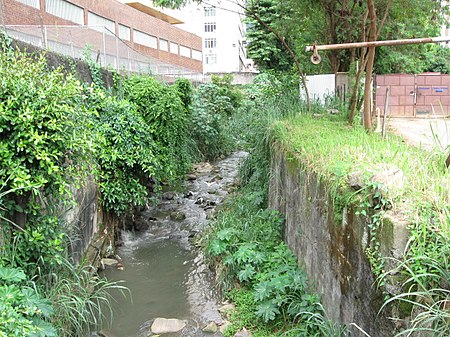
xmin=306 ymin=74 xmax=336 ymax=103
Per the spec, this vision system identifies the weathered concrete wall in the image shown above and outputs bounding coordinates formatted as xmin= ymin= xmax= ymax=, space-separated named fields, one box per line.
xmin=205 ymin=72 xmax=258 ymax=85
xmin=65 ymin=178 xmax=119 ymax=266
xmin=269 ymin=148 xmax=407 ymax=336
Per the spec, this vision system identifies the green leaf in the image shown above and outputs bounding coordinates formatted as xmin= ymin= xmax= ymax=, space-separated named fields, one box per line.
xmin=238 ymin=265 xmax=256 ymax=282
xmin=21 ymin=287 xmax=54 ymax=317
xmin=255 ymin=301 xmax=280 ymax=322
xmin=30 ymin=319 xmax=57 ymax=337
xmin=209 ymin=239 xmax=228 ymax=256
xmin=0 ymin=267 xmax=26 ymax=283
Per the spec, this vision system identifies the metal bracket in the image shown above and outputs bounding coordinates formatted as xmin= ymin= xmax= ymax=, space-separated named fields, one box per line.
xmin=311 ymin=43 xmax=321 ymax=65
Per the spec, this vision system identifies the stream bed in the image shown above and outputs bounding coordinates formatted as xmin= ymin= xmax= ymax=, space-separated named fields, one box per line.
xmin=100 ymin=152 xmax=248 ymax=337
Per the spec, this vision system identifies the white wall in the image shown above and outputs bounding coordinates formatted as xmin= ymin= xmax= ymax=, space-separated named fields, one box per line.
xmin=305 ymin=74 xmax=336 ymax=103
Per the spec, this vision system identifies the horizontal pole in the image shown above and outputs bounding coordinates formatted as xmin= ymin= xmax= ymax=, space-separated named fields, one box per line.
xmin=305 ymin=36 xmax=450 ymax=52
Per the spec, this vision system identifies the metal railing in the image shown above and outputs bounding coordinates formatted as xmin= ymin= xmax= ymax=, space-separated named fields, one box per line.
xmin=1 ymin=24 xmax=206 ymax=82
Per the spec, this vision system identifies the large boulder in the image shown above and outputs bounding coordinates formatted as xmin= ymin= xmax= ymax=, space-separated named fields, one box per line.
xmin=151 ymin=318 xmax=186 ymax=334
xmin=370 ymin=165 xmax=405 ymax=198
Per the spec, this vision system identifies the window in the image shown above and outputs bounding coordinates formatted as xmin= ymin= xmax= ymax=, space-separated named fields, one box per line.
xmin=192 ymin=50 xmax=202 ymax=61
xmin=170 ymin=42 xmax=178 ymax=54
xmin=118 ymin=24 xmax=131 ymax=41
xmin=204 ymin=38 xmax=216 ymax=49
xmin=134 ymin=30 xmax=157 ymax=49
xmin=205 ymin=54 xmax=217 ymax=64
xmin=204 ymin=6 xmax=216 ymax=17
xmin=204 ymin=22 xmax=216 ymax=33
xmin=17 ymin=0 xmax=39 ymax=9
xmin=46 ymin=0 xmax=84 ymax=25
xmin=88 ymin=12 xmax=115 ymax=34
xmin=180 ymin=45 xmax=190 ymax=58
xmin=159 ymin=39 xmax=168 ymax=51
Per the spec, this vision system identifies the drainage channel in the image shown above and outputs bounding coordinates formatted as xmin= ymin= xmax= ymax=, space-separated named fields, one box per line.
xmin=97 ymin=152 xmax=248 ymax=337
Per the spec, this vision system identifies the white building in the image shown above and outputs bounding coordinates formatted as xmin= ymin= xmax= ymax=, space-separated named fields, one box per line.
xmin=120 ymin=0 xmax=255 ymax=74
xmin=441 ymin=0 xmax=450 ymax=47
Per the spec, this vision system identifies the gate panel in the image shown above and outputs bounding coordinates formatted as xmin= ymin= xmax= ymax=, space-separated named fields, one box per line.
xmin=415 ymin=74 xmax=450 ymax=116
xmin=375 ymin=74 xmax=450 ymax=117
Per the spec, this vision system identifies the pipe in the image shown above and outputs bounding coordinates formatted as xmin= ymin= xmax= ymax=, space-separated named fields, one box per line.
xmin=306 ymin=36 xmax=450 ymax=52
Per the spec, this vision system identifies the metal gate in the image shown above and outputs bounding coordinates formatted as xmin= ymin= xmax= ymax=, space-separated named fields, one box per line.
xmin=375 ymin=73 xmax=450 ymax=117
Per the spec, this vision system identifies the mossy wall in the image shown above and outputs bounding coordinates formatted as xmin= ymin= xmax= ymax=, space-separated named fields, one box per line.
xmin=269 ymin=146 xmax=408 ymax=336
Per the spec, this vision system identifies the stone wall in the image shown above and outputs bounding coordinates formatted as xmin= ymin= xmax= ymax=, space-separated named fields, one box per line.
xmin=269 ymin=147 xmax=408 ymax=336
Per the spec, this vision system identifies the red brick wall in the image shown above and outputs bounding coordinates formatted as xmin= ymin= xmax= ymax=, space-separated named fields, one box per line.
xmin=4 ymin=0 xmax=202 ymax=73
xmin=4 ymin=0 xmax=75 ymax=26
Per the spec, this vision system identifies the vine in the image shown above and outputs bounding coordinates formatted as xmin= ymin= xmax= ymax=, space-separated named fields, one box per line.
xmin=355 ymin=182 xmax=390 ymax=295
xmin=82 ymin=45 xmax=103 ymax=88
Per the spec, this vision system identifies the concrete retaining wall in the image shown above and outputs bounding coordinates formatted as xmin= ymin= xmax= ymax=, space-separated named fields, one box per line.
xmin=269 ymin=147 xmax=408 ymax=336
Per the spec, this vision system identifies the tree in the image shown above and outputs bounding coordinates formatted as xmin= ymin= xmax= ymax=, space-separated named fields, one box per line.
xmin=156 ymin=0 xmax=448 ymax=123
xmin=155 ymin=0 xmax=312 ymax=110
xmin=245 ymin=0 xmax=292 ymax=71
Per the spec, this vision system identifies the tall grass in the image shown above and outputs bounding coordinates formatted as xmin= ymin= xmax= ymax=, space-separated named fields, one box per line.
xmin=42 ymin=259 xmax=127 ymax=336
xmin=380 ymin=254 xmax=450 ymax=336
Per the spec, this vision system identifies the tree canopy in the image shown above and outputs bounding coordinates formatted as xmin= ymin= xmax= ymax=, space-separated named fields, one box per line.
xmin=245 ymin=0 xmax=449 ymax=74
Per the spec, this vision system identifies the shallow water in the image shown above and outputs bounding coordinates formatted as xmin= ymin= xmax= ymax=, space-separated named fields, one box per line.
xmin=101 ymin=152 xmax=248 ymax=337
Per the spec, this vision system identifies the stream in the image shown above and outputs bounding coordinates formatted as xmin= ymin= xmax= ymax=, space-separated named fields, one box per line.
xmin=99 ymin=152 xmax=248 ymax=337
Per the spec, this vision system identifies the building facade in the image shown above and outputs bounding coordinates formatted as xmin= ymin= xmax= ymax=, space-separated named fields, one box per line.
xmin=159 ymin=0 xmax=255 ymax=74
xmin=0 ymin=0 xmax=203 ymax=74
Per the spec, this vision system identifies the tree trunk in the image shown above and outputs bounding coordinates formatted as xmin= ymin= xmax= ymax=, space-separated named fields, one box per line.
xmin=348 ymin=10 xmax=369 ymax=124
xmin=363 ymin=0 xmax=377 ymax=131
xmin=348 ymin=53 xmax=367 ymax=124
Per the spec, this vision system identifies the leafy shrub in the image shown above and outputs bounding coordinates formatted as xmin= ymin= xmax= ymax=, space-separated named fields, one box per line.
xmin=0 ymin=47 xmax=92 ymax=225
xmin=173 ymin=78 xmax=193 ymax=110
xmin=211 ymin=74 xmax=243 ymax=110
xmin=190 ymin=83 xmax=235 ymax=160
xmin=204 ymin=195 xmax=321 ymax=332
xmin=246 ymin=72 xmax=284 ymax=101
xmin=7 ymin=215 xmax=65 ymax=275
xmin=0 ymin=266 xmax=56 ymax=337
xmin=123 ymin=75 xmax=191 ymax=179
xmin=87 ymin=89 xmax=160 ymax=215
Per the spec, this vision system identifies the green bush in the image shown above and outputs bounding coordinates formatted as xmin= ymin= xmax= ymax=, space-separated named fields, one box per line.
xmin=0 ymin=266 xmax=56 ymax=337
xmin=205 ymin=198 xmax=321 ymax=329
xmin=0 ymin=47 xmax=92 ymax=225
xmin=173 ymin=78 xmax=193 ymax=110
xmin=88 ymin=89 xmax=160 ymax=215
xmin=211 ymin=74 xmax=243 ymax=110
xmin=123 ymin=75 xmax=191 ymax=179
xmin=190 ymin=82 xmax=235 ymax=160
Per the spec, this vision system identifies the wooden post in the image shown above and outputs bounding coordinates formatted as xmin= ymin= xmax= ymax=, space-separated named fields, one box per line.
xmin=382 ymin=87 xmax=390 ymax=138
